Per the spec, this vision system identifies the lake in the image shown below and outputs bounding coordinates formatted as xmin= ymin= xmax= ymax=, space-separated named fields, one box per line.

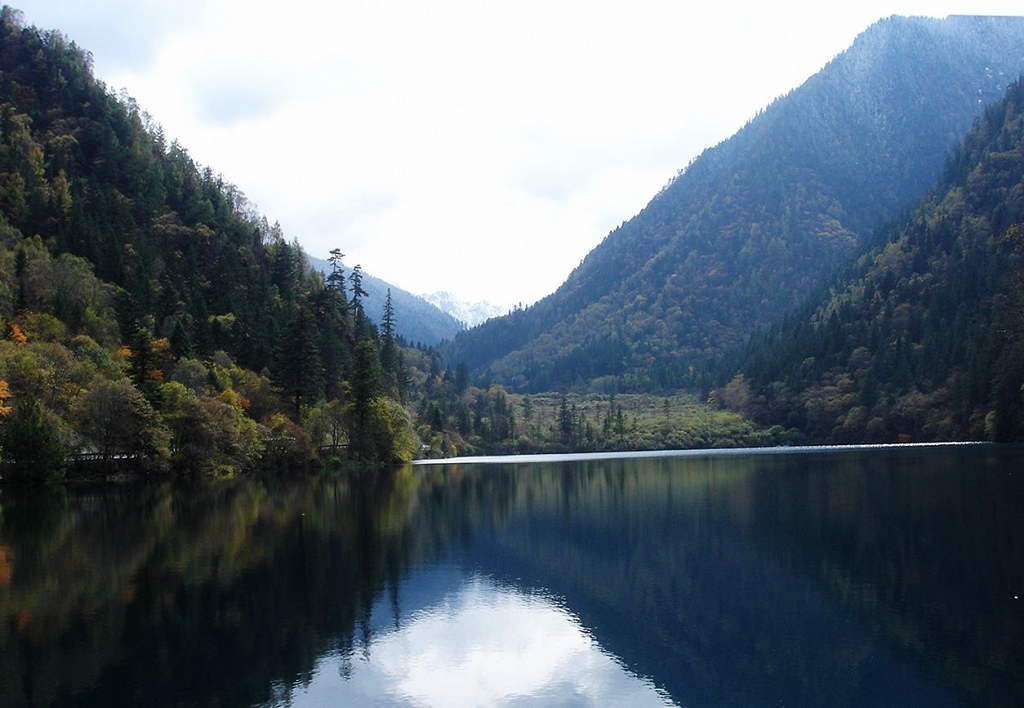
xmin=0 ymin=443 xmax=1021 ymax=707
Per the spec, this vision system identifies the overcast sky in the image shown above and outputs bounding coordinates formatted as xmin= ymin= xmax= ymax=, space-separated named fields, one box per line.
xmin=11 ymin=1 xmax=1024 ymax=308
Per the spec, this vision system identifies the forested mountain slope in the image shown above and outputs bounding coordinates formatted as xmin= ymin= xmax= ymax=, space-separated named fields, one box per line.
xmin=731 ymin=78 xmax=1024 ymax=442
xmin=0 ymin=7 xmax=417 ymax=475
xmin=0 ymin=7 xmax=293 ymax=371
xmin=307 ymin=255 xmax=464 ymax=345
xmin=447 ymin=15 xmax=1024 ymax=393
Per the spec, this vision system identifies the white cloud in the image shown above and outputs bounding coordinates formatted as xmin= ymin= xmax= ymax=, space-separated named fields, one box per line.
xmin=12 ymin=0 xmax=1024 ymax=307
xmin=258 ymin=575 xmax=675 ymax=707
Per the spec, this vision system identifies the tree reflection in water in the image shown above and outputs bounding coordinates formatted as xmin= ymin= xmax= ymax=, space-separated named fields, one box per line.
xmin=0 ymin=445 xmax=1021 ymax=707
xmin=259 ymin=569 xmax=674 ymax=707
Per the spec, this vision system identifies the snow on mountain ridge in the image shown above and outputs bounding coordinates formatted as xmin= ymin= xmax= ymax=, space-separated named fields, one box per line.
xmin=422 ymin=292 xmax=506 ymax=328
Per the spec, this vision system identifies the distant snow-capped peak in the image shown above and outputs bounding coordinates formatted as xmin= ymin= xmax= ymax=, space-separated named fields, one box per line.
xmin=422 ymin=291 xmax=506 ymax=328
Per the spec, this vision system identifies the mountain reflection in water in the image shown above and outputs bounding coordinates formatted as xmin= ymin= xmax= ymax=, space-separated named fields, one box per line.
xmin=260 ymin=569 xmax=674 ymax=707
xmin=0 ymin=444 xmax=1021 ymax=707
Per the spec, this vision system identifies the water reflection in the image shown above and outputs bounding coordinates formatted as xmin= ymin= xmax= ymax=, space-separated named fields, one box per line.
xmin=0 ymin=445 xmax=1021 ymax=707
xmin=262 ymin=569 xmax=674 ymax=707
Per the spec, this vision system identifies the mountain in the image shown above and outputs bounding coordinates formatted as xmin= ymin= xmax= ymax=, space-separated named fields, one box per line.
xmin=446 ymin=15 xmax=1024 ymax=393
xmin=306 ymin=256 xmax=463 ymax=345
xmin=733 ymin=77 xmax=1024 ymax=442
xmin=420 ymin=291 xmax=506 ymax=328
xmin=0 ymin=7 xmax=417 ymax=473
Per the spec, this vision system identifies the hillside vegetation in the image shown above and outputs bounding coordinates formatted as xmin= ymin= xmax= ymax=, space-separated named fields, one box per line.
xmin=0 ymin=8 xmax=416 ymax=479
xmin=733 ymin=80 xmax=1024 ymax=442
xmin=446 ymin=16 xmax=1024 ymax=394
xmin=306 ymin=255 xmax=465 ymax=346
xmin=2 ymin=6 xmax=1023 ymax=471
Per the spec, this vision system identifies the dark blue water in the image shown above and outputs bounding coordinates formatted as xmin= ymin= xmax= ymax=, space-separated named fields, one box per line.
xmin=1 ymin=444 xmax=1021 ymax=706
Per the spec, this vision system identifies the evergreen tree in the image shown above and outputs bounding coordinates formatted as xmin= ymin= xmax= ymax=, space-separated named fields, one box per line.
xmin=350 ymin=264 xmax=367 ymax=318
xmin=327 ymin=248 xmax=347 ymax=295
xmin=275 ymin=305 xmax=325 ymax=420
xmin=557 ymin=391 xmax=573 ymax=445
xmin=379 ymin=288 xmax=405 ymax=399
xmin=348 ymin=338 xmax=382 ymax=460
xmin=308 ymin=282 xmax=348 ymax=400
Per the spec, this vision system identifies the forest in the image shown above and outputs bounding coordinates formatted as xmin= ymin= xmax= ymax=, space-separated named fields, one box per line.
xmin=431 ymin=15 xmax=1024 ymax=449
xmin=0 ymin=8 xmax=417 ymax=481
xmin=444 ymin=16 xmax=1024 ymax=394
xmin=731 ymin=84 xmax=1024 ymax=443
xmin=0 ymin=8 xmax=1023 ymax=481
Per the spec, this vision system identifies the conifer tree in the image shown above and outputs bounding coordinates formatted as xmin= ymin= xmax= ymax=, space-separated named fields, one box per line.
xmin=327 ymin=248 xmax=348 ymax=308
xmin=379 ymin=288 xmax=404 ymax=398
xmin=348 ymin=337 xmax=382 ymax=460
xmin=275 ymin=305 xmax=325 ymax=420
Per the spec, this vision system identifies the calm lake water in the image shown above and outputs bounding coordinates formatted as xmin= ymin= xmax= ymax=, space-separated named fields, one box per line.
xmin=1 ymin=444 xmax=1022 ymax=707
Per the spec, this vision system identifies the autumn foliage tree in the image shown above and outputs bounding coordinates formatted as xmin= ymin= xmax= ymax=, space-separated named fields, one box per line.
xmin=75 ymin=378 xmax=169 ymax=469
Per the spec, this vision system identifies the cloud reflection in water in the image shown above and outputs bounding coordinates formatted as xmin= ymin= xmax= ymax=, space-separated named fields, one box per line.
xmin=264 ymin=572 xmax=676 ymax=707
